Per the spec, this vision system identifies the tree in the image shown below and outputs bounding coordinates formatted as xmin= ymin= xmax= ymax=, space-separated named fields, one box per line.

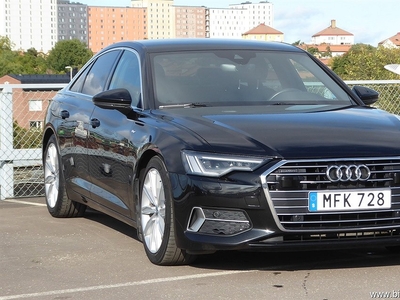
xmin=0 ymin=36 xmax=18 ymax=76
xmin=331 ymin=44 xmax=400 ymax=80
xmin=15 ymin=48 xmax=48 ymax=74
xmin=0 ymin=36 xmax=50 ymax=76
xmin=47 ymin=39 xmax=93 ymax=73
xmin=307 ymin=47 xmax=320 ymax=56
xmin=292 ymin=40 xmax=304 ymax=46
xmin=0 ymin=36 xmax=13 ymax=51
xmin=13 ymin=121 xmax=42 ymax=149
xmin=321 ymin=45 xmax=332 ymax=58
xmin=0 ymin=49 xmax=22 ymax=77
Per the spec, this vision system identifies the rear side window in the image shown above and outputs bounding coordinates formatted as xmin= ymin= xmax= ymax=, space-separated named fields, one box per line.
xmin=80 ymin=50 xmax=121 ymax=96
xmin=69 ymin=66 xmax=89 ymax=93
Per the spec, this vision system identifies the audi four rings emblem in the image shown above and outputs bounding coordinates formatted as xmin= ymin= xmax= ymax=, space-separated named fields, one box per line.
xmin=326 ymin=165 xmax=371 ymax=182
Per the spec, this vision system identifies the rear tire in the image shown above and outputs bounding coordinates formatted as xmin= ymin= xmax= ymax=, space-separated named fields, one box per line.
xmin=44 ymin=135 xmax=86 ymax=217
xmin=139 ymin=156 xmax=195 ymax=265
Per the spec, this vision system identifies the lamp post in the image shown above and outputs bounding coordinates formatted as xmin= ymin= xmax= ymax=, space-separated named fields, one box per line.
xmin=65 ymin=66 xmax=72 ymax=81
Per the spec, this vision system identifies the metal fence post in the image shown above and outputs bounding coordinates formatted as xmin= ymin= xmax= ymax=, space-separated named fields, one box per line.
xmin=0 ymin=84 xmax=14 ymax=200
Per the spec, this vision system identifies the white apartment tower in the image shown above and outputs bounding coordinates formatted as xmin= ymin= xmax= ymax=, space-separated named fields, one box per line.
xmin=131 ymin=0 xmax=175 ymax=39
xmin=0 ymin=0 xmax=58 ymax=53
xmin=209 ymin=1 xmax=273 ymax=39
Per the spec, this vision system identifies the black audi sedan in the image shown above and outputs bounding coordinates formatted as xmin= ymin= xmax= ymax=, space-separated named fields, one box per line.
xmin=43 ymin=39 xmax=400 ymax=265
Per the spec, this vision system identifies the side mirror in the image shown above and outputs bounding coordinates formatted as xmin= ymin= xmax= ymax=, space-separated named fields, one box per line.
xmin=352 ymin=85 xmax=379 ymax=106
xmin=93 ymin=88 xmax=132 ymax=114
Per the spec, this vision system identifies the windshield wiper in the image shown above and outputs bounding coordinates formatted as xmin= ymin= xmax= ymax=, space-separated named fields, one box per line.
xmin=159 ymin=103 xmax=208 ymax=109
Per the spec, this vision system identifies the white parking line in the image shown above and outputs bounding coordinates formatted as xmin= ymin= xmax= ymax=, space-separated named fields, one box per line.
xmin=3 ymin=199 xmax=46 ymax=207
xmin=0 ymin=270 xmax=255 ymax=300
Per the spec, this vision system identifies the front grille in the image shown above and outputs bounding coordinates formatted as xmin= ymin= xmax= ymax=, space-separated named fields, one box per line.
xmin=264 ymin=158 xmax=400 ymax=231
xmin=282 ymin=230 xmax=398 ymax=242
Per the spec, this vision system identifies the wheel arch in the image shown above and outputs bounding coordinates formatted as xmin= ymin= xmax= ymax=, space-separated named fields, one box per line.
xmin=133 ymin=148 xmax=169 ymax=241
xmin=42 ymin=126 xmax=56 ymax=161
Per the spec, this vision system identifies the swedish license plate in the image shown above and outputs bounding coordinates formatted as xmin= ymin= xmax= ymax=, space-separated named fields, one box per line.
xmin=308 ymin=189 xmax=391 ymax=212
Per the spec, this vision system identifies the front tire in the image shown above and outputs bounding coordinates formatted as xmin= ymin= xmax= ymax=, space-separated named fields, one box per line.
xmin=139 ymin=156 xmax=195 ymax=265
xmin=44 ymin=135 xmax=86 ymax=217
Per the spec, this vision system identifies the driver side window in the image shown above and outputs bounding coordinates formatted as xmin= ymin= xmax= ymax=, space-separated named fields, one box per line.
xmin=109 ymin=50 xmax=141 ymax=107
xmin=81 ymin=50 xmax=121 ymax=96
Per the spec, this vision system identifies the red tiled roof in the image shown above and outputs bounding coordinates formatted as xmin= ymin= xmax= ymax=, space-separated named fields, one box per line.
xmin=299 ymin=44 xmax=352 ymax=52
xmin=312 ymin=20 xmax=353 ymax=37
xmin=379 ymin=32 xmax=400 ymax=46
xmin=243 ymin=23 xmax=283 ymax=35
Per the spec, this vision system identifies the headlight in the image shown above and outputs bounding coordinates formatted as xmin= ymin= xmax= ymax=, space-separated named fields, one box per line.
xmin=182 ymin=150 xmax=266 ymax=177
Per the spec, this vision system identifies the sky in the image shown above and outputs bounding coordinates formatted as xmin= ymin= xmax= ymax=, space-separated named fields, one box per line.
xmin=79 ymin=0 xmax=399 ymax=45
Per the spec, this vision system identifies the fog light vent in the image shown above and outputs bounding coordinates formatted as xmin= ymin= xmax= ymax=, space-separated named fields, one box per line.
xmin=187 ymin=207 xmax=251 ymax=235
xmin=187 ymin=207 xmax=206 ymax=232
xmin=200 ymin=220 xmax=251 ymax=235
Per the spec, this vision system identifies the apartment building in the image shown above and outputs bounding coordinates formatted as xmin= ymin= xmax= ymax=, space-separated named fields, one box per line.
xmin=0 ymin=0 xmax=58 ymax=53
xmin=88 ymin=6 xmax=147 ymax=53
xmin=139 ymin=0 xmax=175 ymax=40
xmin=174 ymin=6 xmax=207 ymax=38
xmin=57 ymin=0 xmax=88 ymax=44
xmin=1 ymin=0 xmax=277 ymax=53
xmin=208 ymin=1 xmax=273 ymax=39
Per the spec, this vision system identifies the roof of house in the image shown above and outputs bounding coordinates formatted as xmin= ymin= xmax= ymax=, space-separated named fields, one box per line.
xmin=379 ymin=32 xmax=400 ymax=46
xmin=243 ymin=23 xmax=283 ymax=35
xmin=299 ymin=44 xmax=352 ymax=53
xmin=312 ymin=20 xmax=353 ymax=37
xmin=7 ymin=74 xmax=71 ymax=84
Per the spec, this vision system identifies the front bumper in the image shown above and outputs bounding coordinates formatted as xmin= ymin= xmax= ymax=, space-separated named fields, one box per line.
xmin=170 ymin=157 xmax=400 ymax=254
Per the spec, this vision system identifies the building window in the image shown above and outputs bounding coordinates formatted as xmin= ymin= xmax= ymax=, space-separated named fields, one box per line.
xmin=30 ymin=121 xmax=43 ymax=129
xmin=29 ymin=100 xmax=42 ymax=111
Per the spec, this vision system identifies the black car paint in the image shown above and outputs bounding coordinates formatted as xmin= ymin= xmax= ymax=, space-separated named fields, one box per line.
xmin=43 ymin=39 xmax=400 ymax=257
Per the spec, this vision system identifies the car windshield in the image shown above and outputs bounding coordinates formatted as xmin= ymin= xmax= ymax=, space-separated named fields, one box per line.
xmin=151 ymin=50 xmax=353 ymax=108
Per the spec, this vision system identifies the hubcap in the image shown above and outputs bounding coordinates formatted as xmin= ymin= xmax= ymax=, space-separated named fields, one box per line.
xmin=141 ymin=168 xmax=166 ymax=253
xmin=44 ymin=143 xmax=59 ymax=208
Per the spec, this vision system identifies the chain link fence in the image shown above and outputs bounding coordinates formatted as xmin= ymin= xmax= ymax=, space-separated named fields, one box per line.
xmin=0 ymin=84 xmax=66 ymax=199
xmin=0 ymin=81 xmax=400 ymax=199
xmin=346 ymin=80 xmax=400 ymax=114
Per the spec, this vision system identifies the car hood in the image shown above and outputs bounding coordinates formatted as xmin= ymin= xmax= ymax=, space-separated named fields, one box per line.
xmin=155 ymin=105 xmax=400 ymax=159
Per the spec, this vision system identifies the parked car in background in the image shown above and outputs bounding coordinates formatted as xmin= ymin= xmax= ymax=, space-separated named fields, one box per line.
xmin=43 ymin=39 xmax=400 ymax=265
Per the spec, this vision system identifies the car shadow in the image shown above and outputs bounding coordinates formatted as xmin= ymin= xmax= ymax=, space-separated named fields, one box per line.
xmin=82 ymin=208 xmax=400 ymax=271
xmin=191 ymin=247 xmax=400 ymax=272
xmin=83 ymin=208 xmax=138 ymax=240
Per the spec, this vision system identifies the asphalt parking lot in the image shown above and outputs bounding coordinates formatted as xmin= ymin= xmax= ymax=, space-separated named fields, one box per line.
xmin=2 ymin=197 xmax=400 ymax=300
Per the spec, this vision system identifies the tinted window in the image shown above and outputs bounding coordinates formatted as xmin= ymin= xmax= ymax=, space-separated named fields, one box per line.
xmin=81 ymin=50 xmax=120 ymax=96
xmin=69 ymin=66 xmax=90 ymax=93
xmin=152 ymin=50 xmax=352 ymax=107
xmin=109 ymin=50 xmax=141 ymax=107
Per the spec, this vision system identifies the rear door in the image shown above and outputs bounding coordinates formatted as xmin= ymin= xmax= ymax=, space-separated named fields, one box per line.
xmin=59 ymin=49 xmax=121 ymax=199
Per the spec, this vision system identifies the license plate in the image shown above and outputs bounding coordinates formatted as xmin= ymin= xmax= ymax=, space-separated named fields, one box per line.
xmin=308 ymin=189 xmax=391 ymax=212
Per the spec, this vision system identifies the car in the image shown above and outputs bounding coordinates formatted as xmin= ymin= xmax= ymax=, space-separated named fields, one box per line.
xmin=42 ymin=38 xmax=400 ymax=266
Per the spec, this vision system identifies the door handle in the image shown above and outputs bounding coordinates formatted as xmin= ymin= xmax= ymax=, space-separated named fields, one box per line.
xmin=90 ymin=118 xmax=101 ymax=128
xmin=60 ymin=110 xmax=69 ymax=119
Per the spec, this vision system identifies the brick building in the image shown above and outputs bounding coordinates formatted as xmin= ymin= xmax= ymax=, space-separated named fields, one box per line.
xmin=88 ymin=6 xmax=147 ymax=53
xmin=0 ymin=74 xmax=69 ymax=130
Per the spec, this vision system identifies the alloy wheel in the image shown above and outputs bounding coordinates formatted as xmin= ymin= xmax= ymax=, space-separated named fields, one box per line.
xmin=141 ymin=168 xmax=166 ymax=253
xmin=44 ymin=143 xmax=59 ymax=208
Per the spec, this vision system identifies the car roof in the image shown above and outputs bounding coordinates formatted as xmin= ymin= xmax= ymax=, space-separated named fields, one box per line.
xmin=98 ymin=38 xmax=304 ymax=54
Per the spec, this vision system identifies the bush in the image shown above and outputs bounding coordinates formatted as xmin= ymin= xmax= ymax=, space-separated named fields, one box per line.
xmin=13 ymin=121 xmax=42 ymax=149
